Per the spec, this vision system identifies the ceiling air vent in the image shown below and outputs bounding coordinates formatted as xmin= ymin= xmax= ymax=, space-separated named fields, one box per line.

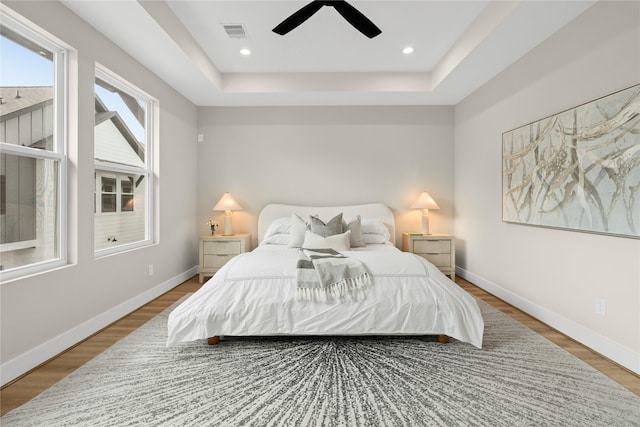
xmin=222 ymin=24 xmax=248 ymax=39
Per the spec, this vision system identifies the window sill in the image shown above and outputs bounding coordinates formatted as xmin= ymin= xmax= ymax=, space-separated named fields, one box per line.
xmin=94 ymin=239 xmax=155 ymax=259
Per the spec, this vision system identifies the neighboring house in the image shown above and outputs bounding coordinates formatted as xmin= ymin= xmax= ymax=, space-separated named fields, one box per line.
xmin=0 ymin=86 xmax=146 ymax=268
xmin=93 ymin=94 xmax=146 ymax=251
xmin=0 ymin=86 xmax=55 ymax=270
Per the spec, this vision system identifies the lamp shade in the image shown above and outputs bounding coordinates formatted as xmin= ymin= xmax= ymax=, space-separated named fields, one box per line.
xmin=410 ymin=192 xmax=440 ymax=210
xmin=213 ymin=192 xmax=243 ymax=211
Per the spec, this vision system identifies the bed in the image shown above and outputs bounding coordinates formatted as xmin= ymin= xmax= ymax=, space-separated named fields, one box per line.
xmin=167 ymin=203 xmax=484 ymax=348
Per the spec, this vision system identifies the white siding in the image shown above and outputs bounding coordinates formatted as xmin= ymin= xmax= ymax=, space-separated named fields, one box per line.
xmin=43 ymin=104 xmax=53 ymax=141
xmin=94 ymin=120 xmax=144 ymax=167
xmin=4 ymin=117 xmax=19 ymax=144
xmin=31 ymin=108 xmax=43 ymax=143
xmin=1 ymin=104 xmax=52 ymax=147
xmin=94 ymin=173 xmax=146 ymax=250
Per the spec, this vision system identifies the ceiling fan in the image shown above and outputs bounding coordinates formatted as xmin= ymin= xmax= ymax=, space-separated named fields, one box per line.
xmin=272 ymin=0 xmax=382 ymax=39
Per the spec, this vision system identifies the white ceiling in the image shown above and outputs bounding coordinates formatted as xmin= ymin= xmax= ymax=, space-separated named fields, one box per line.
xmin=61 ymin=0 xmax=595 ymax=107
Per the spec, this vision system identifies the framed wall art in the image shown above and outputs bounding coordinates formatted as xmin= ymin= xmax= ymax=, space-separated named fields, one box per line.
xmin=502 ymin=84 xmax=640 ymax=239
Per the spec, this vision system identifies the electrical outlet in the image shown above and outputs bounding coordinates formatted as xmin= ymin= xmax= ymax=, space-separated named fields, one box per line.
xmin=595 ymin=298 xmax=606 ymax=316
xmin=148 ymin=264 xmax=154 ymax=276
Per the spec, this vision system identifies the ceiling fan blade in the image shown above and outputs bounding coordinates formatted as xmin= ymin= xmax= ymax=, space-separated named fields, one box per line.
xmin=272 ymin=1 xmax=324 ymax=35
xmin=332 ymin=1 xmax=381 ymax=38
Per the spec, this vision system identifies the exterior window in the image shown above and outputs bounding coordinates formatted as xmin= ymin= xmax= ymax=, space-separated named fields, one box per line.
xmin=101 ymin=176 xmax=117 ymax=213
xmin=94 ymin=174 xmax=138 ymax=214
xmin=0 ymin=12 xmax=67 ymax=281
xmin=0 ymin=175 xmax=5 ymax=215
xmin=121 ymin=176 xmax=134 ymax=212
xmin=94 ymin=65 xmax=154 ymax=253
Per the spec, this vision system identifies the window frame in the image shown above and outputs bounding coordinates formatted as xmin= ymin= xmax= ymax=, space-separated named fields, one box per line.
xmin=94 ymin=172 xmax=137 ymax=214
xmin=94 ymin=64 xmax=154 ymax=257
xmin=120 ymin=175 xmax=134 ymax=213
xmin=0 ymin=10 xmax=68 ymax=282
xmin=99 ymin=174 xmax=117 ymax=214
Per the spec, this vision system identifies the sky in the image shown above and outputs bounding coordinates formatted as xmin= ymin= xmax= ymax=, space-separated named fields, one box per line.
xmin=0 ymin=36 xmax=53 ymax=86
xmin=1 ymin=34 xmax=145 ymax=143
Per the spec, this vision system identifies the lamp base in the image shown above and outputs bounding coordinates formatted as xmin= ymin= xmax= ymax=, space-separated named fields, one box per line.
xmin=222 ymin=212 xmax=233 ymax=235
xmin=421 ymin=210 xmax=430 ymax=235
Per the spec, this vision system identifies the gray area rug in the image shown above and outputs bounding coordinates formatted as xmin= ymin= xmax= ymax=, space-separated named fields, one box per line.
xmin=3 ymin=296 xmax=639 ymax=427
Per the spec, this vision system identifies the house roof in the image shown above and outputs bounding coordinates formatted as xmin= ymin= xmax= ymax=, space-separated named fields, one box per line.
xmin=0 ymin=86 xmax=53 ymax=119
xmin=1 ymin=86 xmax=144 ymax=164
xmin=94 ymin=96 xmax=145 ymax=162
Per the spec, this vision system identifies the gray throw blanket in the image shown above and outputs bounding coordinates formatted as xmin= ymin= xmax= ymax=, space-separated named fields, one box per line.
xmin=296 ymin=248 xmax=371 ymax=301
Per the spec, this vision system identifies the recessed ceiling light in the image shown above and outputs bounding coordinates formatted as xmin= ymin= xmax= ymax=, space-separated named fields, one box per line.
xmin=240 ymin=48 xmax=251 ymax=56
xmin=402 ymin=47 xmax=415 ymax=55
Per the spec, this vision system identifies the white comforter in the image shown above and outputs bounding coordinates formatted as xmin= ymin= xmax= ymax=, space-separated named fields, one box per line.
xmin=167 ymin=245 xmax=484 ymax=347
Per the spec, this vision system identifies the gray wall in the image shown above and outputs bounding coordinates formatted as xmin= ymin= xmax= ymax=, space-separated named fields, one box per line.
xmin=197 ymin=106 xmax=455 ymax=248
xmin=0 ymin=1 xmax=199 ymax=382
xmin=454 ymin=1 xmax=640 ymax=371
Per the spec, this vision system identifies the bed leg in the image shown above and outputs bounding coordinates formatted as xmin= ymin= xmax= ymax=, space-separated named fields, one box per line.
xmin=207 ymin=336 xmax=220 ymax=345
xmin=437 ymin=335 xmax=450 ymax=344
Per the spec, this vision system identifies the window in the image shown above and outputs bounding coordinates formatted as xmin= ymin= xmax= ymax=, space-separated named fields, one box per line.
xmin=100 ymin=175 xmax=117 ymax=213
xmin=94 ymin=65 xmax=153 ymax=254
xmin=0 ymin=11 xmax=67 ymax=281
xmin=121 ymin=176 xmax=134 ymax=212
xmin=94 ymin=173 xmax=138 ymax=214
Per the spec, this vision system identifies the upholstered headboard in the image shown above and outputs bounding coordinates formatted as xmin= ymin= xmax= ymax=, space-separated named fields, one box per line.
xmin=258 ymin=203 xmax=395 ymax=243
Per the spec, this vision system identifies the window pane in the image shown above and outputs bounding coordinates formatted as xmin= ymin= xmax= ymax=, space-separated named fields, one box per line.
xmin=101 ymin=176 xmax=116 ymax=193
xmin=0 ymin=175 xmax=5 ymax=215
xmin=0 ymin=154 xmax=59 ymax=270
xmin=101 ymin=194 xmax=116 ymax=213
xmin=95 ymin=78 xmax=146 ymax=166
xmin=94 ymin=67 xmax=151 ymax=253
xmin=121 ymin=176 xmax=133 ymax=194
xmin=0 ymin=30 xmax=55 ymax=151
xmin=121 ymin=195 xmax=134 ymax=212
xmin=121 ymin=176 xmax=134 ymax=212
xmin=0 ymin=17 xmax=64 ymax=279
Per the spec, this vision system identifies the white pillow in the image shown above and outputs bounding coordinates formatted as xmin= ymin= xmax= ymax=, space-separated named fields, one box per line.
xmin=261 ymin=216 xmax=292 ymax=244
xmin=264 ymin=216 xmax=291 ymax=235
xmin=361 ymin=219 xmax=391 ymax=240
xmin=288 ymin=214 xmax=309 ymax=248
xmin=362 ymin=233 xmax=390 ymax=245
xmin=260 ymin=233 xmax=290 ymax=245
xmin=302 ymin=230 xmax=351 ymax=251
xmin=343 ymin=215 xmax=365 ymax=247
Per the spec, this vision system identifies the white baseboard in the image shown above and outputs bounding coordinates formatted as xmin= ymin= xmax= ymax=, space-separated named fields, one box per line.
xmin=457 ymin=267 xmax=640 ymax=375
xmin=0 ymin=265 xmax=199 ymax=386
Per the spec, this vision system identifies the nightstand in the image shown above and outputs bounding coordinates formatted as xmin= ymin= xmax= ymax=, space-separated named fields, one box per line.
xmin=199 ymin=234 xmax=250 ymax=284
xmin=402 ymin=233 xmax=455 ymax=281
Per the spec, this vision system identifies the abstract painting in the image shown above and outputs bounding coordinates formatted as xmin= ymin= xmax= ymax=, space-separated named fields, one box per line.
xmin=502 ymin=84 xmax=640 ymax=238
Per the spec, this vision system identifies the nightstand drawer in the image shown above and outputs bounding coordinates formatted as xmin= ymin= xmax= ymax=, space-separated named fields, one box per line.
xmin=403 ymin=233 xmax=455 ymax=281
xmin=418 ymin=253 xmax=451 ymax=267
xmin=203 ymin=241 xmax=241 ymax=255
xmin=199 ymin=234 xmax=251 ymax=284
xmin=413 ymin=240 xmax=451 ymax=254
xmin=203 ymin=254 xmax=235 ymax=269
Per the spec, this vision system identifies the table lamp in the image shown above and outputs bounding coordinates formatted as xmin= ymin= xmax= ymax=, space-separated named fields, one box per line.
xmin=410 ymin=191 xmax=440 ymax=235
xmin=213 ymin=192 xmax=243 ymax=235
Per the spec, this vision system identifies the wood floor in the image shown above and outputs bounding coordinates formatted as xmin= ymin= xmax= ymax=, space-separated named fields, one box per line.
xmin=1 ymin=275 xmax=639 ymax=416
